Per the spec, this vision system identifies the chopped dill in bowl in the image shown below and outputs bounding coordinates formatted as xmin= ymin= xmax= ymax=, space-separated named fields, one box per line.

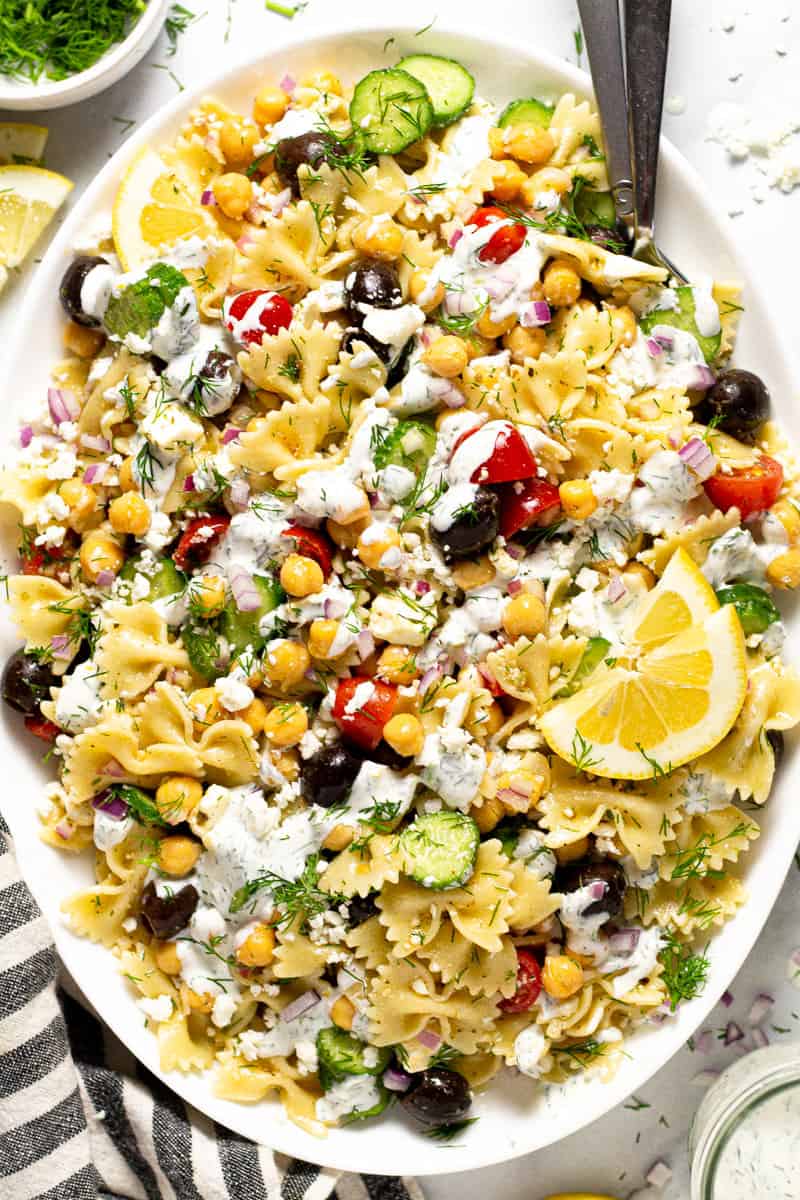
xmin=0 ymin=0 xmax=147 ymax=83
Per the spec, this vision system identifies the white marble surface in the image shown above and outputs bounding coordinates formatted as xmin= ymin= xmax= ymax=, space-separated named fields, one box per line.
xmin=3 ymin=1 xmax=800 ymax=1196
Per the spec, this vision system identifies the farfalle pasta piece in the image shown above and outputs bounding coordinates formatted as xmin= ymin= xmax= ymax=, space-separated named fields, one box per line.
xmin=664 ymin=805 xmax=759 ymax=876
xmin=319 ymin=833 xmax=401 ymax=899
xmin=563 ymin=417 xmax=641 ymax=475
xmin=506 ymin=863 xmax=561 ymax=933
xmin=346 ymin=915 xmax=391 ymax=969
xmin=229 ymin=394 xmax=334 ymax=477
xmin=639 ymin=508 xmax=741 ymax=575
xmin=415 ymin=922 xmax=518 ymax=999
xmin=539 ymin=232 xmax=668 ymax=292
xmin=539 ymin=761 xmax=684 ymax=868
xmin=694 ymin=660 xmax=800 ymax=804
xmin=215 ymin=1049 xmax=322 ymax=1133
xmin=274 ymin=924 xmax=331 ymax=980
xmin=61 ymin=867 xmax=146 ymax=946
xmin=158 ymin=1013 xmax=217 ymax=1073
xmin=347 ymin=155 xmax=408 ymax=217
xmin=548 ymin=95 xmax=603 ymax=166
xmin=622 ymin=387 xmax=693 ymax=447
xmin=7 ymin=575 xmax=84 ymax=650
xmin=234 ymin=203 xmax=324 ymax=295
xmin=519 ymin=350 xmax=588 ymax=421
xmin=97 ymin=602 xmax=189 ymax=699
xmin=78 ymin=349 xmax=153 ymax=436
xmin=237 ymin=320 xmax=340 ymax=404
xmin=486 ymin=636 xmax=550 ymax=706
xmin=636 ymin=873 xmax=747 ymax=935
xmin=367 ymin=958 xmax=498 ymax=1051
xmin=548 ymin=303 xmax=622 ymax=371
xmin=0 ymin=465 xmax=61 ymax=525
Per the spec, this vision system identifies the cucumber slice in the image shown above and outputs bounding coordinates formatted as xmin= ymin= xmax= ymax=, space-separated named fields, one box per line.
xmin=373 ymin=420 xmax=436 ymax=473
xmin=400 ymin=811 xmax=479 ymax=890
xmin=120 ymin=554 xmax=185 ymax=602
xmin=639 ymin=286 xmax=722 ymax=365
xmin=316 ymin=1027 xmax=391 ymax=1092
xmin=715 ymin=583 xmax=780 ymax=636
xmin=574 ymin=188 xmax=617 ymax=228
xmin=220 ymin=574 xmax=284 ymax=658
xmin=396 ymin=54 xmax=475 ymax=128
xmin=350 ymin=68 xmax=434 ymax=154
xmin=557 ymin=636 xmax=611 ymax=697
xmin=497 ymin=97 xmax=554 ymax=129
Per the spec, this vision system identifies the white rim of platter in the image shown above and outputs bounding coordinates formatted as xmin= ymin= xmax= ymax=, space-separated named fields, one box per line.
xmin=1 ymin=18 xmax=798 ymax=1177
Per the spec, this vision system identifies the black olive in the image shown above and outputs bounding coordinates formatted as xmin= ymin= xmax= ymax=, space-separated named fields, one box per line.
xmin=59 ymin=255 xmax=108 ymax=327
xmin=341 ymin=327 xmax=393 ymax=365
xmin=401 ymin=1068 xmax=472 ymax=1125
xmin=555 ymin=857 xmax=627 ymax=919
xmin=150 ymin=355 xmax=168 ymax=376
xmin=275 ymin=130 xmax=346 ymax=196
xmin=584 ymin=221 xmax=633 ymax=255
xmin=356 ymin=740 xmax=411 ymax=771
xmin=139 ymin=881 xmax=198 ymax=939
xmin=430 ymin=486 xmax=500 ymax=561
xmin=344 ymin=259 xmax=402 ymax=324
xmin=301 ymin=742 xmax=363 ymax=808
xmin=386 ymin=336 xmax=416 ymax=389
xmin=201 ymin=349 xmax=235 ymax=383
xmin=347 ymin=892 xmax=379 ymax=926
xmin=767 ymin=729 xmax=784 ymax=769
xmin=693 ymin=369 xmax=770 ymax=444
xmin=2 ymin=649 xmax=57 ymax=716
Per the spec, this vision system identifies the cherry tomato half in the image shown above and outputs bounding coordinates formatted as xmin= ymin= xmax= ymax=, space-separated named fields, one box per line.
xmin=224 ymin=290 xmax=293 ymax=346
xmin=498 ymin=477 xmax=562 ymax=539
xmin=24 ymin=714 xmax=60 ymax=742
xmin=20 ymin=532 xmax=75 ymax=580
xmin=451 ymin=422 xmax=538 ymax=486
xmin=466 ymin=205 xmax=526 ymax=265
xmin=499 ymin=948 xmax=542 ymax=1014
xmin=282 ymin=524 xmax=333 ymax=578
xmin=173 ymin=515 xmax=230 ymax=571
xmin=333 ymin=676 xmax=398 ymax=750
xmin=703 ymin=454 xmax=784 ymax=520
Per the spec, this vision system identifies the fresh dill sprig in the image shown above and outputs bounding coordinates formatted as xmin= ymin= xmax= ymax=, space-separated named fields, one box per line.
xmin=106 ymin=783 xmax=167 ymax=827
xmin=230 ymin=853 xmax=346 ymax=921
xmin=553 ymin=1038 xmax=605 ymax=1067
xmin=0 ymin=0 xmax=147 ymax=83
xmin=165 ymin=4 xmax=198 ymax=55
xmin=570 ymin=730 xmax=602 ymax=773
xmin=407 ymin=182 xmax=447 ymax=199
xmin=658 ymin=932 xmax=710 ymax=1011
xmin=134 ymin=441 xmax=163 ymax=495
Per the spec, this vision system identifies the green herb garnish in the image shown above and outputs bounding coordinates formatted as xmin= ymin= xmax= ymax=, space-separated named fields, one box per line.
xmin=0 ymin=0 xmax=148 ymax=83
xmin=658 ymin=932 xmax=710 ymax=1011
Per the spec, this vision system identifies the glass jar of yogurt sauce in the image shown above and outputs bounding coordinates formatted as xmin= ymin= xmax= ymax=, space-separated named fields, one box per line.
xmin=689 ymin=1042 xmax=800 ymax=1199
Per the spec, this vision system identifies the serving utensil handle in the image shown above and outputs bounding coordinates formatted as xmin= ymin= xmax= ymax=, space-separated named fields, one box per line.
xmin=624 ymin=0 xmax=672 ymax=237
xmin=576 ymin=0 xmax=634 ymax=226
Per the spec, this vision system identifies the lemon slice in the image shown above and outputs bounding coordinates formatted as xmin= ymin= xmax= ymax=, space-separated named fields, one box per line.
xmin=539 ymin=548 xmax=747 ymax=780
xmin=0 ymin=165 xmax=73 ymax=289
xmin=0 ymin=122 xmax=49 ymax=166
xmin=113 ymin=145 xmax=214 ymax=271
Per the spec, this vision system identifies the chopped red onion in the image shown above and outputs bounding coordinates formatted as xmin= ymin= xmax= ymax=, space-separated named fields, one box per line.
xmin=692 ymin=1069 xmax=721 ymax=1088
xmin=607 ymin=575 xmax=626 ymax=602
xmin=102 ymin=758 xmax=126 ymax=778
xmin=507 ymin=578 xmax=523 ymax=595
xmin=689 ymin=364 xmax=715 ymax=391
xmin=271 ymin=187 xmax=292 ymax=217
xmin=80 ymin=433 xmax=111 ymax=453
xmin=183 ymin=474 xmax=196 ymax=492
xmin=645 ymin=337 xmax=664 ymax=358
xmin=279 ymin=989 xmax=320 ymax=1023
xmin=723 ymin=1020 xmax=745 ymax=1046
xmin=416 ymin=1028 xmax=441 ymax=1050
xmin=732 ymin=1038 xmax=751 ymax=1057
xmin=279 ymin=73 xmax=296 ymax=93
xmin=323 ymin=593 xmax=350 ymax=620
xmin=222 ymin=426 xmax=242 ymax=444
xmin=47 ymin=388 xmax=79 ymax=425
xmin=95 ymin=569 xmax=115 ymax=587
xmin=520 ymin=300 xmax=551 ymax=328
xmin=448 ymin=228 xmax=463 ymax=249
xmin=201 ymin=188 xmax=216 ymax=206
xmin=419 ymin=664 xmax=443 ymax=693
xmin=679 ymin=436 xmax=716 ymax=481
xmin=484 ymin=271 xmax=515 ymax=301
xmin=443 ymin=289 xmax=472 ymax=316
xmin=229 ymin=565 xmax=262 ymax=612
xmin=668 ymin=427 xmax=682 ymax=449
xmin=228 ymin=479 xmax=250 ymax=511
xmin=356 ymin=630 xmax=375 ymax=660
xmin=645 ymin=1161 xmax=672 ymax=1189
xmin=368 ymin=491 xmax=380 ymax=509
xmin=653 ymin=331 xmax=674 ymax=351
xmin=477 ymin=663 xmax=498 ymax=690
xmin=505 ymin=542 xmax=524 ymax=560
xmin=750 ymin=1026 xmax=769 ymax=1049
xmin=92 ymin=789 xmax=128 ymax=819
xmin=608 ymin=928 xmax=641 ymax=953
xmin=19 ymin=425 xmax=33 ymax=448
xmin=55 ymin=819 xmax=74 ymax=840
xmin=415 ymin=580 xmax=431 ymax=595
xmin=747 ymin=992 xmax=774 ymax=1027
xmin=588 ymin=880 xmax=608 ymax=901
xmin=693 ymin=1029 xmax=714 ymax=1055
xmin=83 ymin=463 xmax=108 ymax=485
xmin=383 ymin=1065 xmax=413 ymax=1092
xmin=720 ymin=989 xmax=734 ymax=1008
xmin=50 ymin=634 xmax=73 ymax=661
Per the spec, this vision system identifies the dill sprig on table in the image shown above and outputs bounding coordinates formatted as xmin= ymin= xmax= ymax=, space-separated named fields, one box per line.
xmin=0 ymin=0 xmax=148 ymax=83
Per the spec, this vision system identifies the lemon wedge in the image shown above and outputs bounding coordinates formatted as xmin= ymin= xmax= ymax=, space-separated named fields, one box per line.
xmin=0 ymin=165 xmax=73 ymax=290
xmin=113 ymin=145 xmax=214 ymax=271
xmin=0 ymin=122 xmax=49 ymax=166
xmin=539 ymin=548 xmax=747 ymax=780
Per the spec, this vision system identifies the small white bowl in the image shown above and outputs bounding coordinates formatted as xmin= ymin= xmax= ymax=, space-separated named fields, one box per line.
xmin=0 ymin=0 xmax=170 ymax=111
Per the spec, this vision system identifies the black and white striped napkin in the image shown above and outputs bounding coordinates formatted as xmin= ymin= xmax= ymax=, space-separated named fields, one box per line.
xmin=0 ymin=817 xmax=425 ymax=1200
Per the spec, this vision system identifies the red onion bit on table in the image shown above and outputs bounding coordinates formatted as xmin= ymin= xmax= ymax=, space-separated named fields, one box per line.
xmin=750 ymin=1026 xmax=770 ymax=1050
xmin=747 ymin=992 xmax=774 ymax=1027
xmin=723 ymin=1020 xmax=745 ymax=1046
xmin=720 ymin=989 xmax=734 ymax=1008
xmin=693 ymin=1028 xmax=714 ymax=1056
xmin=645 ymin=1161 xmax=673 ymax=1189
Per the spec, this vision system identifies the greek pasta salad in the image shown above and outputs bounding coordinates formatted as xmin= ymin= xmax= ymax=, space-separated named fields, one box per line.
xmin=2 ymin=50 xmax=799 ymax=1139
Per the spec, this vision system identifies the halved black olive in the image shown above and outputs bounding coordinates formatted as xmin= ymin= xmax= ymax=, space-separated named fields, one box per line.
xmin=555 ymin=857 xmax=627 ymax=919
xmin=693 ymin=369 xmax=770 ymax=444
xmin=301 ymin=742 xmax=363 ymax=808
xmin=2 ymin=649 xmax=57 ymax=716
xmin=401 ymin=1068 xmax=472 ymax=1125
xmin=275 ymin=130 xmax=346 ymax=196
xmin=344 ymin=258 xmax=402 ymax=323
xmin=59 ymin=255 xmax=108 ymax=327
xmin=139 ymin=881 xmax=198 ymax=939
xmin=430 ymin=487 xmax=500 ymax=561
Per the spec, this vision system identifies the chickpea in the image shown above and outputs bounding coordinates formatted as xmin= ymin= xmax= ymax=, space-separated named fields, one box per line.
xmin=357 ymin=525 xmax=402 ymax=571
xmin=239 ymin=696 xmax=268 ymax=736
xmin=157 ymin=835 xmax=201 ymax=877
xmin=489 ymin=159 xmax=528 ymax=203
xmin=212 ymin=172 xmax=253 ymax=220
xmin=542 ymin=954 xmax=584 ymax=999
xmin=236 ymin=923 xmax=276 ymax=967
xmin=330 ymin=994 xmax=355 ymax=1031
xmin=466 ymin=699 xmax=504 ymax=739
xmin=555 ymin=836 xmax=590 ymax=865
xmin=118 ymin=456 xmax=137 ymax=492
xmin=190 ymin=574 xmax=227 ymax=618
xmin=153 ymin=941 xmax=182 ymax=975
xmin=476 ymin=308 xmax=518 ymax=339
xmin=623 ymin=562 xmax=656 ymax=590
xmin=181 ymin=986 xmax=214 ymax=1014
xmin=262 ymin=701 xmax=308 ymax=747
xmin=79 ymin=531 xmax=124 ymax=582
xmin=377 ymin=645 xmax=418 ymax=685
xmin=766 ymin=549 xmax=800 ymax=589
xmin=352 ymin=216 xmax=404 ymax=261
xmin=504 ymin=325 xmax=547 ymax=365
xmin=263 ymin=639 xmax=311 ymax=689
xmin=307 ymin=618 xmax=341 ymax=660
xmin=771 ymin=498 xmax=800 ymax=544
xmin=280 ymin=553 xmax=324 ymax=598
xmin=408 ymin=268 xmax=445 ymax=314
xmin=59 ymin=479 xmax=98 ymax=532
xmin=490 ymin=122 xmax=555 ymax=165
xmin=422 ymin=334 xmax=469 ymax=379
xmin=219 ymin=119 xmax=259 ymax=167
xmin=188 ymin=687 xmax=222 ymax=726
xmin=495 ymin=768 xmax=545 ymax=812
xmin=326 ymin=514 xmax=369 ymax=549
xmin=108 ymin=492 xmax=151 ymax=537
xmin=472 ymin=795 xmax=505 ymax=834
xmin=303 ymin=70 xmax=343 ymax=95
xmin=451 ymin=556 xmax=496 ymax=591
xmin=253 ymin=85 xmax=289 ymax=127
xmin=559 ymin=479 xmax=598 ymax=521
xmin=383 ymin=713 xmax=424 ymax=757
xmin=322 ymin=823 xmax=354 ymax=852
xmin=464 ymin=333 xmax=497 ymax=361
xmin=63 ymin=321 xmax=104 ymax=358
xmin=155 ymin=775 xmax=203 ymax=824
xmin=543 ymin=259 xmax=583 ymax=308
xmin=272 ymin=748 xmax=300 ymax=781
xmin=611 ymin=304 xmax=637 ymax=348
xmin=503 ymin=592 xmax=547 ymax=639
